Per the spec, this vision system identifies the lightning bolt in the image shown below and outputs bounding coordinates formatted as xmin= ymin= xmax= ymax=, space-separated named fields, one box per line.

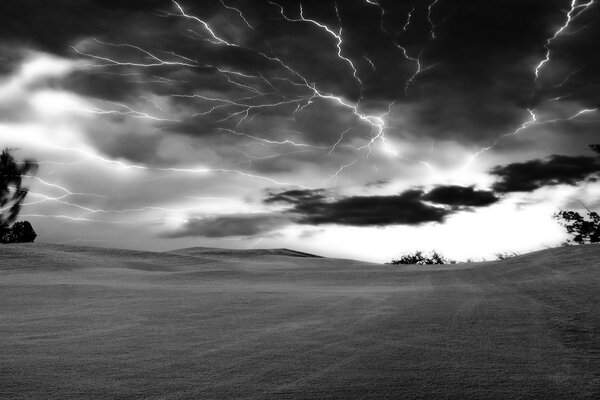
xmin=217 ymin=128 xmax=322 ymax=148
xmin=170 ymin=0 xmax=237 ymax=46
xmin=323 ymin=159 xmax=358 ymax=185
xmin=72 ymin=38 xmax=200 ymax=68
xmin=466 ymin=107 xmax=598 ymax=166
xmin=26 ymin=176 xmax=107 ymax=198
xmin=401 ymin=6 xmax=415 ymax=33
xmin=268 ymin=1 xmax=362 ymax=86
xmin=72 ymin=102 xmax=180 ymax=122
xmin=363 ymin=55 xmax=376 ymax=71
xmin=365 ymin=0 xmax=388 ymax=34
xmin=396 ymin=45 xmax=422 ymax=95
xmin=327 ymin=128 xmax=352 ymax=156
xmin=534 ymin=0 xmax=595 ymax=84
xmin=219 ymin=0 xmax=255 ymax=30
xmin=427 ymin=0 xmax=442 ymax=39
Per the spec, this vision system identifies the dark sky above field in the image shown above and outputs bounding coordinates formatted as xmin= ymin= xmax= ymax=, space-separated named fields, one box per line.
xmin=1 ymin=0 xmax=599 ymax=261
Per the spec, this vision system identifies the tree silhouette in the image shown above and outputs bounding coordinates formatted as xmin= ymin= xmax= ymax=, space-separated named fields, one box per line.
xmin=552 ymin=145 xmax=600 ymax=246
xmin=0 ymin=148 xmax=37 ymax=225
xmin=554 ymin=208 xmax=600 ymax=245
xmin=2 ymin=221 xmax=37 ymax=243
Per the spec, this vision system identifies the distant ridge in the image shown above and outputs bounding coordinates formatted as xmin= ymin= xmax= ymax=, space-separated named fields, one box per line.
xmin=166 ymin=246 xmax=323 ymax=258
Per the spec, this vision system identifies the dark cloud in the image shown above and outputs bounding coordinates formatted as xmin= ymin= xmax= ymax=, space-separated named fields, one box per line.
xmin=0 ymin=1 xmax=168 ymax=61
xmin=265 ymin=189 xmax=451 ymax=226
xmin=161 ymin=213 xmax=288 ymax=238
xmin=2 ymin=0 xmax=597 ymax=148
xmin=422 ymin=185 xmax=499 ymax=207
xmin=491 ymin=155 xmax=600 ymax=193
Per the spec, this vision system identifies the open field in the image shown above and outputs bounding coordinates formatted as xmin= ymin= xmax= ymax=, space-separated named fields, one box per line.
xmin=1 ymin=243 xmax=600 ymax=399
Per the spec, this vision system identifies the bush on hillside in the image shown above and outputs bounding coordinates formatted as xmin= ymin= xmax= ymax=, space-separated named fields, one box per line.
xmin=389 ymin=251 xmax=454 ymax=265
xmin=495 ymin=251 xmax=519 ymax=260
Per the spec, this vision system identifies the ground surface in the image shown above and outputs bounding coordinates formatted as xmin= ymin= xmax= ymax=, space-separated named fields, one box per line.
xmin=1 ymin=243 xmax=599 ymax=399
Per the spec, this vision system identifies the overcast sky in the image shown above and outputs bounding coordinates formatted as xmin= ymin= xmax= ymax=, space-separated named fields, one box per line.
xmin=1 ymin=0 xmax=599 ymax=262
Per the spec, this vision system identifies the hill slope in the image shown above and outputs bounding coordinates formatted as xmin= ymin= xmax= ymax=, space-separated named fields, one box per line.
xmin=1 ymin=243 xmax=599 ymax=399
xmin=168 ymin=246 xmax=322 ymax=258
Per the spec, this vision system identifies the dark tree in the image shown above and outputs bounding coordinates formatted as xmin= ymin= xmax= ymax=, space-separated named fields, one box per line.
xmin=553 ymin=209 xmax=600 ymax=245
xmin=5 ymin=221 xmax=37 ymax=243
xmin=551 ymin=146 xmax=600 ymax=246
xmin=0 ymin=148 xmax=37 ymax=225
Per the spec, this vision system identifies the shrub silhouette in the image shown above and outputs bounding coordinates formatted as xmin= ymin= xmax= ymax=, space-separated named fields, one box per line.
xmin=389 ymin=251 xmax=454 ymax=265
xmin=495 ymin=251 xmax=519 ymax=260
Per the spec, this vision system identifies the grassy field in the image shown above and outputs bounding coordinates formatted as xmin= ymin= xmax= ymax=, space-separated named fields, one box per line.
xmin=1 ymin=243 xmax=599 ymax=399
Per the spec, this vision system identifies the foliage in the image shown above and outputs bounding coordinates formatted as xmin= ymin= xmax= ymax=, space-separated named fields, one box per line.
xmin=0 ymin=220 xmax=37 ymax=244
xmin=1 ymin=148 xmax=38 ymax=225
xmin=553 ymin=209 xmax=600 ymax=245
xmin=495 ymin=252 xmax=519 ymax=260
xmin=389 ymin=251 xmax=454 ymax=265
xmin=0 ymin=148 xmax=38 ymax=244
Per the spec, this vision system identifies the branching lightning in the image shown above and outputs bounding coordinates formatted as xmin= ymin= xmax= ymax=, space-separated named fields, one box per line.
xmin=466 ymin=107 xmax=598 ymax=166
xmin=534 ymin=0 xmax=595 ymax=83
xmin=170 ymin=0 xmax=236 ymax=46
xmin=269 ymin=1 xmax=362 ymax=86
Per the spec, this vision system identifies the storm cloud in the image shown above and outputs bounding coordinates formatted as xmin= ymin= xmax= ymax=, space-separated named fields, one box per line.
xmin=264 ymin=185 xmax=500 ymax=227
xmin=1 ymin=0 xmax=599 ymax=259
xmin=422 ymin=185 xmax=499 ymax=208
xmin=491 ymin=155 xmax=600 ymax=193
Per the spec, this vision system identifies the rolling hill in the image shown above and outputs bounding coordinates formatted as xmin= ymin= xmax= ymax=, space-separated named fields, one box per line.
xmin=1 ymin=243 xmax=599 ymax=399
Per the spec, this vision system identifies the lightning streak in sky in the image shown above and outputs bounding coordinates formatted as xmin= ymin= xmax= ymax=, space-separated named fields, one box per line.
xmin=327 ymin=128 xmax=351 ymax=156
xmin=269 ymin=1 xmax=362 ymax=86
xmin=396 ymin=44 xmax=422 ymax=95
xmin=427 ymin=0 xmax=442 ymax=39
xmin=466 ymin=107 xmax=598 ymax=166
xmin=171 ymin=0 xmax=236 ymax=46
xmin=219 ymin=0 xmax=255 ymax=30
xmin=401 ymin=6 xmax=415 ymax=32
xmin=534 ymin=0 xmax=595 ymax=83
xmin=365 ymin=0 xmax=387 ymax=33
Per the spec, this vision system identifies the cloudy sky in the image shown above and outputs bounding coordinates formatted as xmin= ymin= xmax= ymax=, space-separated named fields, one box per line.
xmin=1 ymin=0 xmax=599 ymax=262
